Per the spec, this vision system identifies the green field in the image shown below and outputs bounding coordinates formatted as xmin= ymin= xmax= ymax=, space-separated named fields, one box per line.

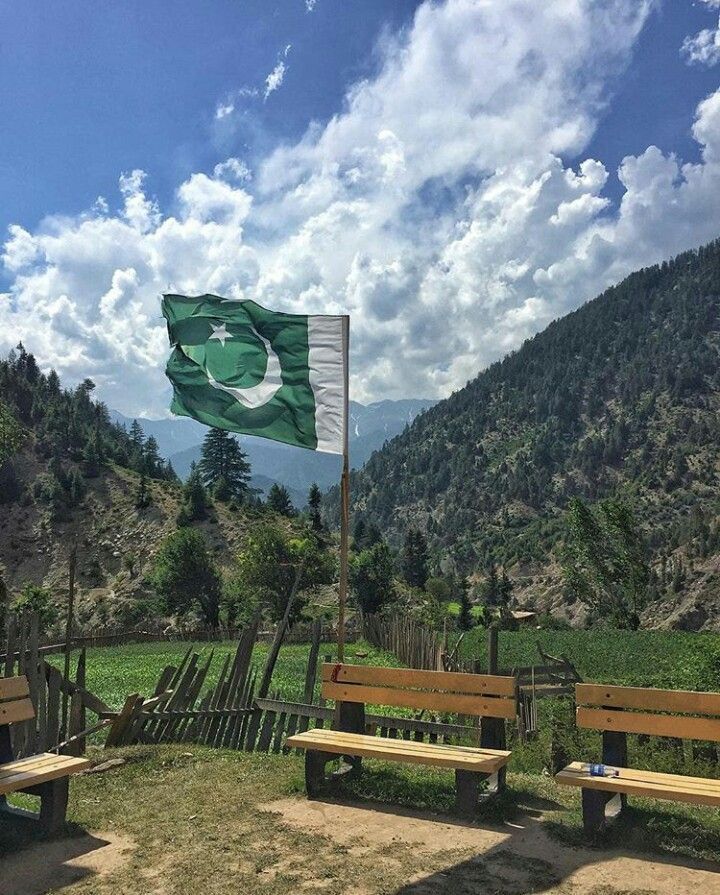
xmin=460 ymin=627 xmax=720 ymax=691
xmin=50 ymin=639 xmax=396 ymax=710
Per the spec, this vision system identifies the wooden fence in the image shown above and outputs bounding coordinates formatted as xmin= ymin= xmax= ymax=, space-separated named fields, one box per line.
xmin=2 ymin=612 xmax=115 ymax=758
xmin=362 ymin=614 xmax=444 ymax=671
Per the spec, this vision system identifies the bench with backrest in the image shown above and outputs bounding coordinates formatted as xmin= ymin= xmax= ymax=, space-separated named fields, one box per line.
xmin=556 ymin=683 xmax=720 ymax=834
xmin=0 ymin=675 xmax=90 ymax=833
xmin=286 ymin=663 xmax=517 ymax=816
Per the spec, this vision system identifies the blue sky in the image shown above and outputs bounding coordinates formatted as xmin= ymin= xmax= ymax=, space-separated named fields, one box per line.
xmin=1 ymin=1 xmax=719 ymax=416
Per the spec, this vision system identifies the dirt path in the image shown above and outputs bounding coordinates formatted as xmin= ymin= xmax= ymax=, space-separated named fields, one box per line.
xmin=1 ymin=831 xmax=135 ymax=895
xmin=267 ymin=798 xmax=720 ymax=895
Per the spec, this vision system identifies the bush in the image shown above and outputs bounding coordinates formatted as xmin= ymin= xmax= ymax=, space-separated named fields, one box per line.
xmin=150 ymin=529 xmax=222 ymax=627
xmin=12 ymin=583 xmax=57 ymax=635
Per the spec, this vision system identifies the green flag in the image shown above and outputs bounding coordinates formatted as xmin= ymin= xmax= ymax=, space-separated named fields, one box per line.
xmin=162 ymin=294 xmax=347 ymax=454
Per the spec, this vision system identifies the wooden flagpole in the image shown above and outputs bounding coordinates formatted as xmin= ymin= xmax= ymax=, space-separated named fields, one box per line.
xmin=337 ymin=315 xmax=350 ymax=661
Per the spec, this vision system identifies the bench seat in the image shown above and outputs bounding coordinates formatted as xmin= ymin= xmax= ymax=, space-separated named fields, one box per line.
xmin=0 ymin=752 xmax=91 ymax=798
xmin=557 ymin=761 xmax=720 ymax=808
xmin=286 ymin=727 xmax=511 ymax=773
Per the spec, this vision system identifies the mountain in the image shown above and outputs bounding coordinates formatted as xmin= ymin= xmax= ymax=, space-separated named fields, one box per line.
xmin=163 ymin=398 xmax=435 ymax=494
xmin=338 ymin=241 xmax=720 ymax=629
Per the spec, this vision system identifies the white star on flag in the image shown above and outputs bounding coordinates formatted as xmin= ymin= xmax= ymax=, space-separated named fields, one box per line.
xmin=209 ymin=322 xmax=233 ymax=347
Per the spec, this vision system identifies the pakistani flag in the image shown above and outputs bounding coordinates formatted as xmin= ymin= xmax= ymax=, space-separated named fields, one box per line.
xmin=162 ymin=294 xmax=347 ymax=454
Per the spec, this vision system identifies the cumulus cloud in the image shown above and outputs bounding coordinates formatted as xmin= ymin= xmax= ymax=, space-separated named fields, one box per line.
xmin=305 ymin=0 xmax=318 ymax=11
xmin=3 ymin=0 xmax=720 ymax=416
xmin=682 ymin=18 xmax=720 ymax=66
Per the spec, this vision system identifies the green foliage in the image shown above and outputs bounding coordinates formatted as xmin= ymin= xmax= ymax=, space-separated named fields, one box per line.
xmin=339 ymin=241 xmax=720 ymax=591
xmin=266 ymin=482 xmax=296 ymax=517
xmin=198 ymin=428 xmax=252 ymax=502
xmin=12 ymin=582 xmax=57 ymax=634
xmin=350 ymin=541 xmax=396 ymax=614
xmin=307 ymin=482 xmax=323 ymax=531
xmin=401 ymin=527 xmax=429 ymax=589
xmin=561 ymin=496 xmax=650 ymax=629
xmin=457 ymin=577 xmax=474 ymax=631
xmin=0 ymin=399 xmax=24 ymax=463
xmin=134 ymin=472 xmax=152 ymax=510
xmin=0 ymin=346 xmax=172 ymax=492
xmin=225 ymin=523 xmax=334 ymax=625
xmin=178 ymin=463 xmax=209 ymax=523
xmin=150 ymin=529 xmax=222 ymax=627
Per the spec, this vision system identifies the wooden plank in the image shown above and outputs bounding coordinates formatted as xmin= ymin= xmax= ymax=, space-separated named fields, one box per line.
xmin=0 ymin=754 xmax=91 ymax=796
xmin=286 ymin=729 xmax=510 ymax=772
xmin=0 ymin=698 xmax=35 ymax=725
xmin=105 ymin=694 xmax=141 ymax=748
xmin=556 ymin=762 xmax=720 ymax=807
xmin=577 ymin=684 xmax=720 ymax=716
xmin=577 ymin=707 xmax=720 ymax=742
xmin=304 ymin=727 xmax=508 ymax=758
xmin=321 ymin=663 xmax=516 ymax=697
xmin=45 ymin=666 xmax=62 ymax=751
xmin=0 ymin=677 xmax=30 ymax=700
xmin=322 ymin=681 xmax=516 ymax=719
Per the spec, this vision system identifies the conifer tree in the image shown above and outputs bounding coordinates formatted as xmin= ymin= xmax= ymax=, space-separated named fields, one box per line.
xmin=458 ymin=577 xmax=473 ymax=631
xmin=308 ymin=482 xmax=323 ymax=531
xmin=178 ymin=462 xmax=209 ymax=523
xmin=266 ymin=483 xmax=296 ymax=516
xmin=401 ymin=527 xmax=429 ymax=589
xmin=198 ymin=428 xmax=252 ymax=502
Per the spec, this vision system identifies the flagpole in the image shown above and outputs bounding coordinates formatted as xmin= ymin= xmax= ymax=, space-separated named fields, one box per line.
xmin=337 ymin=315 xmax=350 ymax=662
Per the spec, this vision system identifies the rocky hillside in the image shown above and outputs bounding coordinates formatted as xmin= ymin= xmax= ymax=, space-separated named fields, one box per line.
xmin=338 ymin=241 xmax=720 ymax=630
xmin=0 ymin=347 xmax=273 ymax=630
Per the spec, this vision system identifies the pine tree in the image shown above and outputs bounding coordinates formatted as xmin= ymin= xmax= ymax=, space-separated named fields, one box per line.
xmin=143 ymin=435 xmax=162 ymax=476
xmin=134 ymin=472 xmax=151 ymax=510
xmin=308 ymin=483 xmax=323 ymax=531
xmin=198 ymin=428 xmax=252 ymax=502
xmin=129 ymin=419 xmax=145 ymax=448
xmin=401 ymin=527 xmax=429 ymax=589
xmin=178 ymin=462 xmax=209 ymax=523
xmin=458 ymin=577 xmax=473 ymax=631
xmin=266 ymin=483 xmax=296 ymax=516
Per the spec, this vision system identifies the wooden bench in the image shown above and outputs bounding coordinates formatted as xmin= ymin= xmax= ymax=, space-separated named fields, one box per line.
xmin=556 ymin=683 xmax=720 ymax=834
xmin=286 ymin=663 xmax=517 ymax=816
xmin=0 ymin=675 xmax=90 ymax=833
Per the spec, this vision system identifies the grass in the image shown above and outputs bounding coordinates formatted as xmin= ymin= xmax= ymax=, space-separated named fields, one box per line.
xmin=460 ymin=627 xmax=720 ymax=691
xmin=48 ymin=640 xmax=400 ymax=710
xmin=2 ymin=745 xmax=718 ymax=895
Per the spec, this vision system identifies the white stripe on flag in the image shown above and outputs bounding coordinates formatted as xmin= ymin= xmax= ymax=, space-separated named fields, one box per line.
xmin=307 ymin=315 xmax=345 ymax=454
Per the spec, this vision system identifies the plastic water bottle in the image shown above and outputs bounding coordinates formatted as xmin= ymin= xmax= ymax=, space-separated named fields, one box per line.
xmin=586 ymin=763 xmax=619 ymax=778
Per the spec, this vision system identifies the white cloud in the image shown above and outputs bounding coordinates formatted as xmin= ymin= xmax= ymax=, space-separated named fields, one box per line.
xmin=3 ymin=0 xmax=720 ymax=417
xmin=264 ymin=60 xmax=287 ymax=100
xmin=305 ymin=0 xmax=318 ymax=11
xmin=215 ymin=101 xmax=235 ymax=120
xmin=682 ymin=16 xmax=720 ymax=66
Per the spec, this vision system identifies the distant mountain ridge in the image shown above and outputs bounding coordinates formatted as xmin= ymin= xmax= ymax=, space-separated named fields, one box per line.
xmin=333 ymin=241 xmax=720 ymax=630
xmin=111 ymin=398 xmax=435 ymax=502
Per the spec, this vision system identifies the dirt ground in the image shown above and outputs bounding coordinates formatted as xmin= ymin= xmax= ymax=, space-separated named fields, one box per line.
xmin=265 ymin=798 xmax=720 ymax=895
xmin=3 ymin=799 xmax=719 ymax=895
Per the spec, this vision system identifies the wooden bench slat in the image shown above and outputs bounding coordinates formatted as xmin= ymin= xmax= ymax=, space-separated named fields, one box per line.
xmin=286 ymin=729 xmax=510 ymax=772
xmin=556 ymin=762 xmax=720 ymax=807
xmin=0 ymin=697 xmax=35 ymax=725
xmin=577 ymin=706 xmax=720 ymax=742
xmin=322 ymin=682 xmax=516 ymax=719
xmin=577 ymin=684 xmax=720 ymax=716
xmin=0 ymin=676 xmax=30 ymax=700
xmin=298 ymin=727 xmax=503 ymax=758
xmin=0 ymin=753 xmax=91 ymax=796
xmin=321 ymin=664 xmax=516 ymax=697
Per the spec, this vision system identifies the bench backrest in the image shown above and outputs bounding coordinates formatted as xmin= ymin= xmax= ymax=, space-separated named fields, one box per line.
xmin=321 ymin=663 xmax=517 ymax=719
xmin=0 ymin=676 xmax=35 ymax=727
xmin=576 ymin=683 xmax=720 ymax=742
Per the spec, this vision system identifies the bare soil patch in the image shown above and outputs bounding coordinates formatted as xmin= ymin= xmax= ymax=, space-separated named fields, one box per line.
xmin=267 ymin=797 xmax=720 ymax=895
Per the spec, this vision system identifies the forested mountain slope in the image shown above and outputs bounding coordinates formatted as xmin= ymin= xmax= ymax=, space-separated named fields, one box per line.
xmin=342 ymin=241 xmax=720 ymax=628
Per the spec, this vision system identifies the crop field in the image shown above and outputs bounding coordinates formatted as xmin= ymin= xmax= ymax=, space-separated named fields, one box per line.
xmin=460 ymin=627 xmax=720 ymax=691
xmin=49 ymin=639 xmax=396 ymax=710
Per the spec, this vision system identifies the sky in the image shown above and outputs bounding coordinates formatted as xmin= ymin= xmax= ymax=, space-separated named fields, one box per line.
xmin=1 ymin=0 xmax=719 ymax=417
